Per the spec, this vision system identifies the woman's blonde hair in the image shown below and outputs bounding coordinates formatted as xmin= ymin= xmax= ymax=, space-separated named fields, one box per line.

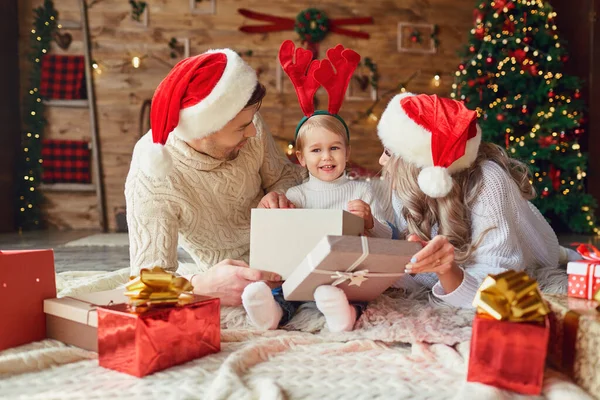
xmin=384 ymin=142 xmax=535 ymax=264
xmin=295 ymin=115 xmax=349 ymax=151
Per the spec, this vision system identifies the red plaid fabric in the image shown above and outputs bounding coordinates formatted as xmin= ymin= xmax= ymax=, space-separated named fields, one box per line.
xmin=42 ymin=140 xmax=91 ymax=183
xmin=40 ymin=55 xmax=86 ymax=99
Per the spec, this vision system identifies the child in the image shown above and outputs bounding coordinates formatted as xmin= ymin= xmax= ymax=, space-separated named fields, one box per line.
xmin=242 ymin=40 xmax=391 ymax=333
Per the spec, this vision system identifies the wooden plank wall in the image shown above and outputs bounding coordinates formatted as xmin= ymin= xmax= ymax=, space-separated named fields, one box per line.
xmin=18 ymin=0 xmax=475 ymax=231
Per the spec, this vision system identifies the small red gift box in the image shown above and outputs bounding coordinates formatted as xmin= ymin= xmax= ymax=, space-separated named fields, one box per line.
xmin=467 ymin=270 xmax=550 ymax=395
xmin=467 ymin=314 xmax=549 ymax=395
xmin=98 ymin=295 xmax=220 ymax=377
xmin=0 ymin=250 xmax=56 ymax=351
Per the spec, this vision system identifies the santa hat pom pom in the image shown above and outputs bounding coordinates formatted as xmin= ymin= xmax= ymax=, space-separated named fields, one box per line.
xmin=140 ymin=142 xmax=173 ymax=179
xmin=417 ymin=166 xmax=453 ymax=198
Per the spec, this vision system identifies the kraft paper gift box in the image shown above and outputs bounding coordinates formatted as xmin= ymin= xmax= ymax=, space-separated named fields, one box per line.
xmin=0 ymin=250 xmax=56 ymax=351
xmin=250 ymin=209 xmax=364 ymax=279
xmin=44 ymin=288 xmax=128 ymax=351
xmin=467 ymin=271 xmax=550 ymax=395
xmin=545 ymin=294 xmax=600 ymax=398
xmin=282 ymin=235 xmax=421 ymax=302
xmin=97 ymin=295 xmax=220 ymax=377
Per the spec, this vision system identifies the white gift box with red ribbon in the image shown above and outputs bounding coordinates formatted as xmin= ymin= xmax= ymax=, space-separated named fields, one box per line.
xmin=567 ymin=243 xmax=600 ymax=300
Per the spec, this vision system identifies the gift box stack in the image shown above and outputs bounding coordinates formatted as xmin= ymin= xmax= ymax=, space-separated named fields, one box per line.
xmin=545 ymin=243 xmax=600 ymax=398
xmin=467 ymin=270 xmax=550 ymax=395
xmin=45 ymin=267 xmax=221 ymax=377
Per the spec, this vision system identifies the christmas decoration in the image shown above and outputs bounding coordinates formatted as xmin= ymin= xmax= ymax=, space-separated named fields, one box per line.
xmin=238 ymin=8 xmax=373 ymax=57
xmin=129 ymin=0 xmax=147 ymax=22
xmin=409 ymin=29 xmax=421 ymax=43
xmin=16 ymin=0 xmax=59 ymax=230
xmin=451 ymin=0 xmax=597 ymax=234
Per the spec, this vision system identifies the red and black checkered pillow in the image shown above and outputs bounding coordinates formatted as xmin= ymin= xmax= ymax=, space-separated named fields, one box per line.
xmin=42 ymin=139 xmax=91 ymax=183
xmin=40 ymin=55 xmax=86 ymax=100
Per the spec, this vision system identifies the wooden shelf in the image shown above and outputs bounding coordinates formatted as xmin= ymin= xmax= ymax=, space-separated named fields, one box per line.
xmin=43 ymin=99 xmax=89 ymax=108
xmin=57 ymin=20 xmax=82 ymax=30
xmin=41 ymin=183 xmax=95 ymax=192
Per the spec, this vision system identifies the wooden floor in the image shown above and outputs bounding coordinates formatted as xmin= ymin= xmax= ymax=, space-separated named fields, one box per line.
xmin=0 ymin=230 xmax=598 ymax=274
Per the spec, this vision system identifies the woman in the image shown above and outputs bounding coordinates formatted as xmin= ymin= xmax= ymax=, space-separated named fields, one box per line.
xmin=376 ymin=92 xmax=574 ymax=308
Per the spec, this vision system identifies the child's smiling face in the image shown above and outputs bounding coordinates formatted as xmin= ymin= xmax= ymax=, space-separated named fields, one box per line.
xmin=296 ymin=127 xmax=350 ymax=182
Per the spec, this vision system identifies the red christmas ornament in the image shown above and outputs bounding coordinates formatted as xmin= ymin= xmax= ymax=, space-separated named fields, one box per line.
xmin=541 ymin=189 xmax=549 ymax=198
xmin=513 ymin=49 xmax=526 ymax=63
xmin=459 ymin=64 xmax=465 ymax=70
xmin=561 ymin=55 xmax=569 ymax=63
xmin=521 ymin=105 xmax=527 ymax=114
xmin=486 ymin=56 xmax=494 ymax=64
xmin=473 ymin=9 xmax=485 ymax=23
xmin=496 ymin=113 xmax=505 ymax=121
xmin=574 ymin=91 xmax=581 ymax=99
xmin=468 ymin=80 xmax=476 ymax=87
xmin=493 ymin=0 xmax=507 ymax=10
xmin=529 ymin=64 xmax=538 ymax=75
xmin=574 ymin=129 xmax=582 ymax=135
xmin=503 ymin=19 xmax=515 ymax=33
xmin=548 ymin=90 xmax=554 ymax=98
xmin=523 ymin=36 xmax=531 ymax=44
xmin=475 ymin=26 xmax=485 ymax=40
xmin=549 ymin=165 xmax=561 ymax=191
xmin=469 ymin=45 xmax=476 ymax=52
xmin=538 ymin=135 xmax=556 ymax=148
xmin=411 ymin=35 xmax=419 ymax=43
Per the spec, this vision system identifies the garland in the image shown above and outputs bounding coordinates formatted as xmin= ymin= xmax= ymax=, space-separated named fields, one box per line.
xmin=16 ymin=0 xmax=58 ymax=231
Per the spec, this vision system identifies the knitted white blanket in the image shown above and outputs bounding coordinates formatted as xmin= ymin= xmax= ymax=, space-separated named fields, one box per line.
xmin=0 ymin=268 xmax=592 ymax=400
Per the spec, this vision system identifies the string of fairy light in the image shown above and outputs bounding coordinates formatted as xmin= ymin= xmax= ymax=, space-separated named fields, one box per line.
xmin=451 ymin=0 xmax=597 ymax=234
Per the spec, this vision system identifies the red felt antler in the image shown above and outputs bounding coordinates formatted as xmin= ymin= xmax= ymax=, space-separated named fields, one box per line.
xmin=313 ymin=44 xmax=360 ymax=115
xmin=278 ymin=40 xmax=321 ymax=117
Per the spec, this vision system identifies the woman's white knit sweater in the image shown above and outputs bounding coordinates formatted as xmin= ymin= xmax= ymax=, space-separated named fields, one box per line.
xmin=392 ymin=160 xmax=561 ymax=308
xmin=286 ymin=173 xmax=392 ymax=238
xmin=125 ymin=114 xmax=305 ymax=276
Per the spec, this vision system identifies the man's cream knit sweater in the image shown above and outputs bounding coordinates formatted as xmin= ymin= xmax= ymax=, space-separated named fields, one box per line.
xmin=125 ymin=114 xmax=304 ymax=276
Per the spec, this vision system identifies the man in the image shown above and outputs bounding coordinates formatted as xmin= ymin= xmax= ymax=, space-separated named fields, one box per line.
xmin=125 ymin=49 xmax=304 ymax=305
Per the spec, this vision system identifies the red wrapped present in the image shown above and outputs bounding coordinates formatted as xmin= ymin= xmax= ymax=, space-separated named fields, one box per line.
xmin=0 ymin=250 xmax=56 ymax=351
xmin=567 ymin=244 xmax=600 ymax=300
xmin=467 ymin=270 xmax=550 ymax=395
xmin=98 ymin=267 xmax=220 ymax=377
xmin=40 ymin=55 xmax=86 ymax=99
xmin=42 ymin=139 xmax=91 ymax=184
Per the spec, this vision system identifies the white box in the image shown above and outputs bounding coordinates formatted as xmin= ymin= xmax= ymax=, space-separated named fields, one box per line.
xmin=250 ymin=209 xmax=364 ymax=279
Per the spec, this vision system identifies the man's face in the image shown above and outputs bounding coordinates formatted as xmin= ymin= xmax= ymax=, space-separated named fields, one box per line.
xmin=190 ymin=106 xmax=259 ymax=161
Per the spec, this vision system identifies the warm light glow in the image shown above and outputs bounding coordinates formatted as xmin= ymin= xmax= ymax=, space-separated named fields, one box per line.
xmin=132 ymin=57 xmax=141 ymax=68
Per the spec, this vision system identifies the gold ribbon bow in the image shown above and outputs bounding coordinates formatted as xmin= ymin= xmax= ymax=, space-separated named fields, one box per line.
xmin=473 ymin=270 xmax=550 ymax=322
xmin=125 ymin=267 xmax=194 ymax=308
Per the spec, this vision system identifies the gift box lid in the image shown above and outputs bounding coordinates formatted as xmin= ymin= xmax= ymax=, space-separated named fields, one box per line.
xmin=44 ymin=289 xmax=128 ymax=328
xmin=97 ymin=294 xmax=219 ymax=318
xmin=567 ymin=261 xmax=600 ymax=277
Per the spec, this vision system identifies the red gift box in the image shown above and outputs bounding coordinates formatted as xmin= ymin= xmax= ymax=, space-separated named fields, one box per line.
xmin=98 ymin=295 xmax=220 ymax=377
xmin=0 ymin=250 xmax=56 ymax=351
xmin=467 ymin=314 xmax=549 ymax=395
xmin=567 ymin=262 xmax=600 ymax=300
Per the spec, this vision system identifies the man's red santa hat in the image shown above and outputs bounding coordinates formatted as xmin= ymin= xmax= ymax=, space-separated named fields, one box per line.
xmin=141 ymin=49 xmax=257 ymax=178
xmin=377 ymin=93 xmax=482 ymax=198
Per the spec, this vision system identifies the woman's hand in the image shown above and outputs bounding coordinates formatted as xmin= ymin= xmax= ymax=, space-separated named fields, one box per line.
xmin=348 ymin=200 xmax=374 ymax=231
xmin=257 ymin=192 xmax=296 ymax=209
xmin=405 ymin=234 xmax=464 ymax=294
xmin=191 ymin=259 xmax=282 ymax=306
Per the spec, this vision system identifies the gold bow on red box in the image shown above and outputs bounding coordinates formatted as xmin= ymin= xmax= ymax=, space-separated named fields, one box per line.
xmin=473 ymin=270 xmax=550 ymax=322
xmin=125 ymin=267 xmax=194 ymax=308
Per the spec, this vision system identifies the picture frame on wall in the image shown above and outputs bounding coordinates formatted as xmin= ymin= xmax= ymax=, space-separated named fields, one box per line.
xmin=130 ymin=2 xmax=149 ymax=27
xmin=397 ymin=22 xmax=438 ymax=54
xmin=345 ymin=72 xmax=377 ymax=101
xmin=189 ymin=0 xmax=216 ymax=15
xmin=170 ymin=37 xmax=191 ymax=60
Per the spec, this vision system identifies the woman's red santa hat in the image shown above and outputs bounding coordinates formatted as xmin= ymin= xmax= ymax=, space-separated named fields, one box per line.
xmin=141 ymin=49 xmax=257 ymax=178
xmin=377 ymin=93 xmax=482 ymax=198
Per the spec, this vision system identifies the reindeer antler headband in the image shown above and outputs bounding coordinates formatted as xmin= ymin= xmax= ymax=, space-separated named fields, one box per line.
xmin=278 ymin=40 xmax=360 ymax=139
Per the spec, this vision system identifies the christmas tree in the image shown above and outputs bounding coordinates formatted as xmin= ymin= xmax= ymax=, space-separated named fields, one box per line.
xmin=452 ymin=0 xmax=597 ymax=234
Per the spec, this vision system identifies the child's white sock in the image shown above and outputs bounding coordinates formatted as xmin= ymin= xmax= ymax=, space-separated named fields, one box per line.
xmin=242 ymin=281 xmax=283 ymax=330
xmin=314 ymin=285 xmax=357 ymax=332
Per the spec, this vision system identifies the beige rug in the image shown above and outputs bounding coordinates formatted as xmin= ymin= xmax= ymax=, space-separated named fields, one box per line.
xmin=63 ymin=233 xmax=129 ymax=247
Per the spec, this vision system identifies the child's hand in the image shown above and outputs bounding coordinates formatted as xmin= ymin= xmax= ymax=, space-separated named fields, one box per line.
xmin=347 ymin=200 xmax=374 ymax=230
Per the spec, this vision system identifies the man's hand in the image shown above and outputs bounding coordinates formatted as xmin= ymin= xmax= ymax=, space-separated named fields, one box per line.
xmin=257 ymin=192 xmax=296 ymax=209
xmin=348 ymin=199 xmax=374 ymax=231
xmin=192 ymin=259 xmax=282 ymax=306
